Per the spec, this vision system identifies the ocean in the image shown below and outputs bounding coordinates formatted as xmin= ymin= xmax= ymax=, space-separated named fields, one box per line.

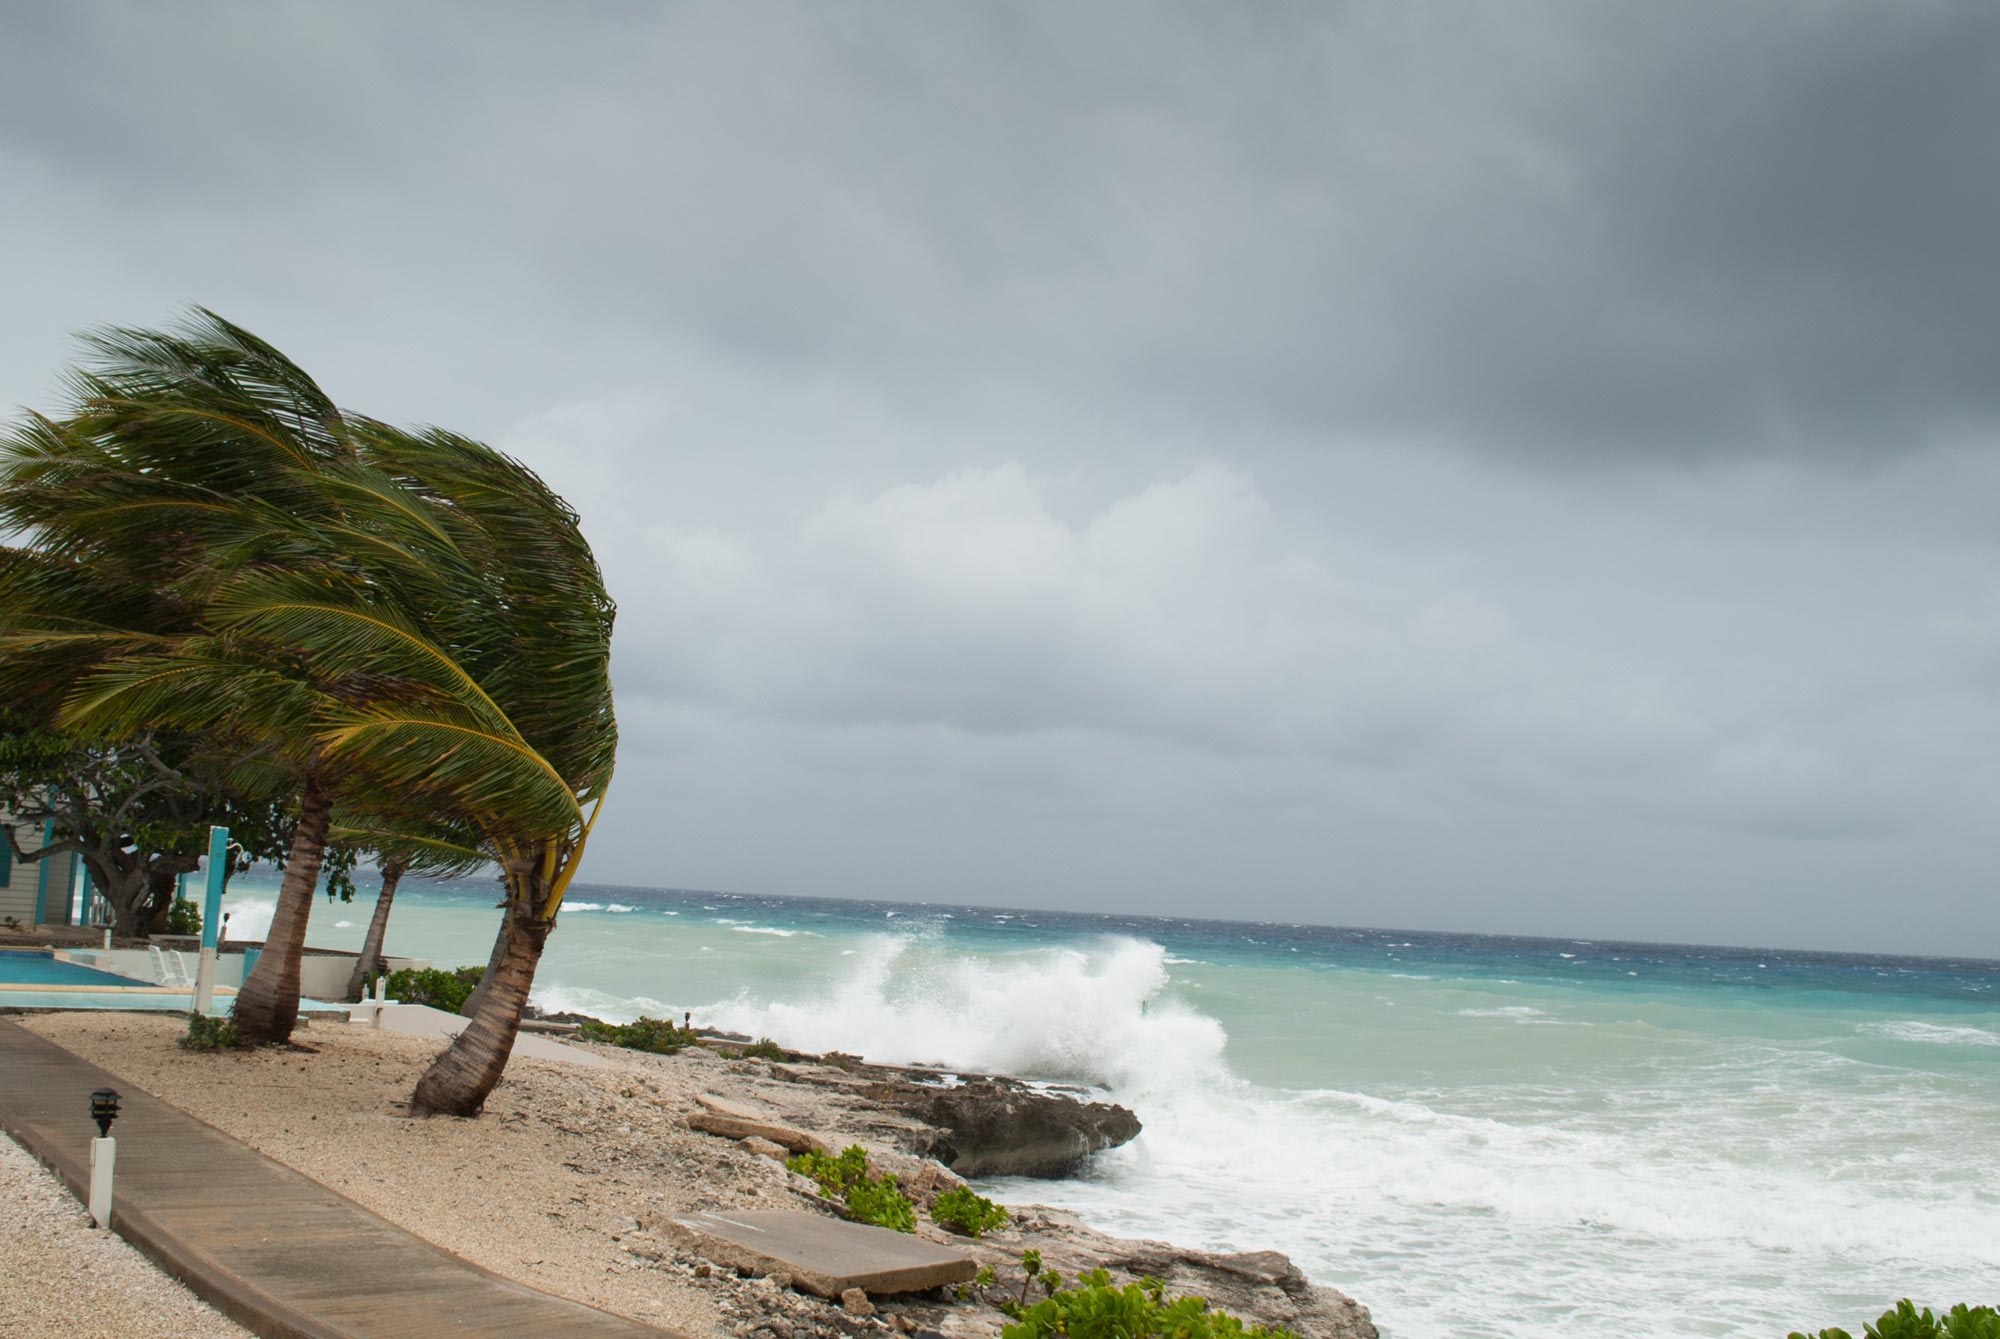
xmin=218 ymin=877 xmax=1999 ymax=1338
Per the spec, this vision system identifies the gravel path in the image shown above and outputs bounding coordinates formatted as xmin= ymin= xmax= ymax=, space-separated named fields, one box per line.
xmin=0 ymin=1131 xmax=253 ymax=1339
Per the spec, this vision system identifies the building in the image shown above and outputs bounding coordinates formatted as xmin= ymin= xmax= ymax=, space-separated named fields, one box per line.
xmin=0 ymin=809 xmax=83 ymax=928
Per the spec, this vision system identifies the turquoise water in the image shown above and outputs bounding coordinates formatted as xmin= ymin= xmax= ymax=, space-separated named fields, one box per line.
xmin=0 ymin=949 xmax=153 ymax=986
xmin=219 ymin=877 xmax=2000 ymax=1338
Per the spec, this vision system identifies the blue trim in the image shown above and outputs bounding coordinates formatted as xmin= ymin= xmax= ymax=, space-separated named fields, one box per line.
xmin=33 ymin=820 xmax=53 ymax=925
xmin=201 ymin=827 xmax=229 ymax=951
xmin=80 ymin=865 xmax=95 ymax=927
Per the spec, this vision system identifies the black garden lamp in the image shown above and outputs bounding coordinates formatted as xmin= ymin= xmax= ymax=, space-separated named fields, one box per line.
xmin=90 ymin=1087 xmax=120 ymax=1138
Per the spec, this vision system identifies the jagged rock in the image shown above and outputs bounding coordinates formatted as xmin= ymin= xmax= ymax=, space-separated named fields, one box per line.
xmin=841 ymin=1288 xmax=876 ymax=1316
xmin=908 ymin=1083 xmax=1141 ymax=1178
xmin=690 ymin=1093 xmax=827 ymax=1154
xmin=899 ymin=1159 xmax=969 ymax=1209
xmin=947 ymin=1210 xmax=1375 ymax=1339
xmin=741 ymin=1136 xmax=792 ymax=1162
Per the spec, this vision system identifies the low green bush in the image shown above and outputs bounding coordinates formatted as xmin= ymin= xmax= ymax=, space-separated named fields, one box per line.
xmin=574 ymin=1015 xmax=700 ymax=1054
xmin=1793 ymin=1301 xmax=2000 ymax=1339
xmin=787 ymin=1144 xmax=916 ymax=1233
xmin=381 ymin=965 xmax=483 ymax=1012
xmin=180 ymin=1011 xmax=241 ymax=1051
xmin=1000 ymin=1257 xmax=1296 ymax=1339
xmin=736 ymin=1037 xmax=790 ymax=1062
xmin=847 ymin=1175 xmax=917 ymax=1232
xmin=932 ymin=1186 xmax=1009 ymax=1237
xmin=790 ymin=1144 xmax=871 ymax=1197
xmin=164 ymin=900 xmax=202 ymax=936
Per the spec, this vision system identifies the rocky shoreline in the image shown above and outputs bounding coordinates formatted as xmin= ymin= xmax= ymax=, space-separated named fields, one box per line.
xmin=13 ymin=1012 xmax=1375 ymax=1339
xmin=547 ymin=1022 xmax=1375 ymax=1339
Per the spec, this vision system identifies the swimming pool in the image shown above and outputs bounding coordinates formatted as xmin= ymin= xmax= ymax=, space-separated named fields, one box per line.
xmin=0 ymin=949 xmax=153 ymax=987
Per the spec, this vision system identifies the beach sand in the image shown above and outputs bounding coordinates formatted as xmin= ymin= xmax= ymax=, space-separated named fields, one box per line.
xmin=17 ymin=1011 xmax=808 ymax=1337
xmin=11 ymin=1012 xmax=1373 ymax=1339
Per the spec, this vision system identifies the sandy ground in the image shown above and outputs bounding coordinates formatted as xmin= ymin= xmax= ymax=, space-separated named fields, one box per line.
xmin=1 ymin=1131 xmax=254 ymax=1339
xmin=13 ymin=1012 xmax=993 ymax=1339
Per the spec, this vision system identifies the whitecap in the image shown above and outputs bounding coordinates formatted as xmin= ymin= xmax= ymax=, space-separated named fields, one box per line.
xmin=1860 ymin=1020 xmax=2000 ymax=1047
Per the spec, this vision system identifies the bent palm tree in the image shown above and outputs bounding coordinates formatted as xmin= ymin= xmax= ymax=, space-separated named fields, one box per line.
xmin=345 ymin=853 xmax=412 ymax=1001
xmin=3 ymin=314 xmax=616 ymax=1054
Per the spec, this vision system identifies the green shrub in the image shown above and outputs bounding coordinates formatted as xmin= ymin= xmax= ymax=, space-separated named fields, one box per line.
xmin=574 ymin=1015 xmax=700 ymax=1054
xmin=932 ymin=1186 xmax=1009 ymax=1237
xmin=180 ymin=1011 xmax=241 ymax=1051
xmin=1792 ymin=1301 xmax=2000 ymax=1339
xmin=789 ymin=1145 xmax=872 ymax=1197
xmin=164 ymin=900 xmax=202 ymax=936
xmin=737 ymin=1037 xmax=790 ymax=1062
xmin=847 ymin=1175 xmax=918 ymax=1232
xmin=1001 ymin=1260 xmax=1296 ymax=1339
xmin=786 ymin=1144 xmax=916 ymax=1233
xmin=381 ymin=966 xmax=483 ymax=1012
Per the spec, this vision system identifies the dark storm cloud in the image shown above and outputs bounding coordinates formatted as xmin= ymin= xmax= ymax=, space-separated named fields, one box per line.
xmin=5 ymin=4 xmax=2000 ymax=953
xmin=4 ymin=2 xmax=1994 ymax=465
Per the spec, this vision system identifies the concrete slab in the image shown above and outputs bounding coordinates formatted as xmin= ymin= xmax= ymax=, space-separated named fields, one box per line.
xmin=686 ymin=1094 xmax=824 ymax=1154
xmin=346 ymin=1002 xmax=608 ymax=1069
xmin=665 ymin=1209 xmax=977 ymax=1298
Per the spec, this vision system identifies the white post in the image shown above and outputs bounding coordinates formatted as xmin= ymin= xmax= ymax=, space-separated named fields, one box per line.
xmin=88 ymin=1136 xmax=115 ymax=1227
xmin=193 ymin=949 xmax=217 ymax=1014
xmin=193 ymin=826 xmax=229 ymax=1014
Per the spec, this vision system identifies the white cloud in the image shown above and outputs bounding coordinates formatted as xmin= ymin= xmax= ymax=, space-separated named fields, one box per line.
xmin=603 ymin=461 xmax=1695 ymax=778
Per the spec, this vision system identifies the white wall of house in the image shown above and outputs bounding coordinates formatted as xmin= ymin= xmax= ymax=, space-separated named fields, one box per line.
xmin=0 ymin=812 xmax=79 ymax=927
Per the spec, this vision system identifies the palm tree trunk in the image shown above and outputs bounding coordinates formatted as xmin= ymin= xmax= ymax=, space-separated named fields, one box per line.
xmin=232 ymin=773 xmax=332 ymax=1044
xmin=409 ymin=887 xmax=548 ymax=1117
xmin=345 ymin=855 xmax=410 ymax=1001
xmin=458 ymin=897 xmax=515 ymax=1018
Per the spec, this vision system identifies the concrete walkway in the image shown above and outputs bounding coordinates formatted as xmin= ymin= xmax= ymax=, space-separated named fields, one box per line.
xmin=0 ymin=1022 xmax=680 ymax=1339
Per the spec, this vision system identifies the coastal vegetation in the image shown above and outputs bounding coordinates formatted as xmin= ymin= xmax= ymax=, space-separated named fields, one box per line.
xmin=178 ymin=1011 xmax=241 ymax=1052
xmin=786 ymin=1144 xmax=919 ymax=1232
xmin=997 ymin=1260 xmax=1300 ymax=1339
xmin=574 ymin=1015 xmax=702 ymax=1053
xmin=930 ymin=1185 xmax=1010 ymax=1237
xmin=373 ymin=965 xmax=485 ymax=1013
xmin=0 ymin=309 xmax=617 ymax=1115
xmin=1792 ymin=1301 xmax=2000 ymax=1339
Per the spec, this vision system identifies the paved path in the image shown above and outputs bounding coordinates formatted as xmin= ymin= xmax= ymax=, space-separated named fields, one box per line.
xmin=0 ymin=1022 xmax=682 ymax=1339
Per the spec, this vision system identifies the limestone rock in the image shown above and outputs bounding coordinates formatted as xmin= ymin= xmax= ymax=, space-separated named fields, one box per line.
xmin=741 ymin=1136 xmax=792 ymax=1162
xmin=689 ymin=1093 xmax=827 ymax=1155
xmin=841 ymin=1288 xmax=876 ymax=1316
xmin=899 ymin=1159 xmax=969 ymax=1209
xmin=910 ymin=1083 xmax=1141 ymax=1178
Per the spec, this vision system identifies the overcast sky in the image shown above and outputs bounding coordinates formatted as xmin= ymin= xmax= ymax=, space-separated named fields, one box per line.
xmin=5 ymin=3 xmax=1998 ymax=955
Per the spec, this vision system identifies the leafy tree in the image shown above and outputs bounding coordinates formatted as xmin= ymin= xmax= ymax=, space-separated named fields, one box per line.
xmin=0 ymin=713 xmax=283 ymax=937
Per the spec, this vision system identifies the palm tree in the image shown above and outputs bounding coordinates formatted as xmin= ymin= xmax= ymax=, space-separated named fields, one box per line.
xmin=353 ymin=425 xmax=616 ymax=1116
xmin=344 ymin=853 xmax=412 ymax=1001
xmin=2 ymin=313 xmax=615 ymax=1052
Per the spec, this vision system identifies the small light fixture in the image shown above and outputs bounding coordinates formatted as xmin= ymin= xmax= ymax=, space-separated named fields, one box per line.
xmin=90 ymin=1087 xmax=120 ymax=1138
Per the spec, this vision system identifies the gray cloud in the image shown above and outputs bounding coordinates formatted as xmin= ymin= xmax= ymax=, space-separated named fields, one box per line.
xmin=6 ymin=3 xmax=1995 ymax=461
xmin=2 ymin=3 xmax=1998 ymax=952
